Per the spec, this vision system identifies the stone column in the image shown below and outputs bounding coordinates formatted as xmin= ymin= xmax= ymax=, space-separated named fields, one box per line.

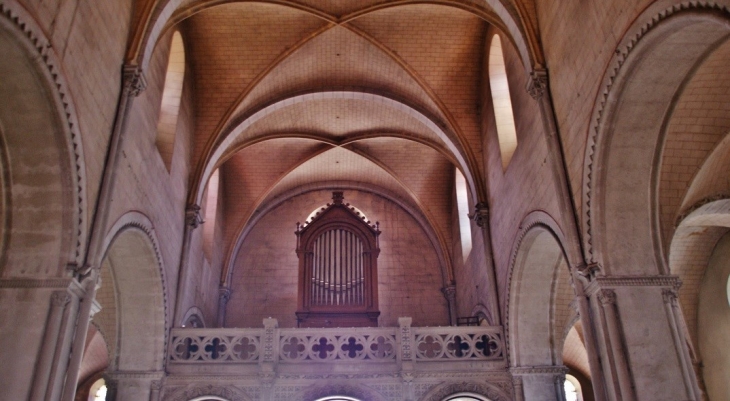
xmin=217 ymin=286 xmax=231 ymax=327
xmin=173 ymin=204 xmax=203 ymax=325
xmin=470 ymin=204 xmax=501 ymax=325
xmin=584 ymin=276 xmax=697 ymax=401
xmin=60 ymin=272 xmax=101 ymax=401
xmin=29 ymin=291 xmax=71 ymax=401
xmin=149 ymin=380 xmax=162 ymax=401
xmin=441 ymin=285 xmax=457 ymax=326
xmin=662 ymin=288 xmax=702 ymax=400
xmin=596 ymin=289 xmax=634 ymax=401
xmin=572 ymin=273 xmax=608 ymax=401
xmin=511 ymin=366 xmax=568 ymax=401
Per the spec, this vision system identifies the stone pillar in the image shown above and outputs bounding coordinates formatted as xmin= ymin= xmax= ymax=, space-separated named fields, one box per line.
xmin=260 ymin=318 xmax=278 ymax=401
xmin=441 ymin=285 xmax=457 ymax=326
xmin=217 ymin=286 xmax=231 ymax=327
xmin=584 ymin=275 xmax=697 ymax=401
xmin=511 ymin=366 xmax=568 ymax=401
xmin=470 ymin=203 xmax=501 ymax=325
xmin=173 ymin=204 xmax=203 ymax=325
xmin=572 ymin=272 xmax=608 ymax=401
xmin=29 ymin=290 xmax=70 ymax=401
xmin=662 ymin=288 xmax=702 ymax=400
xmin=61 ymin=272 xmax=101 ymax=401
xmin=149 ymin=380 xmax=162 ymax=401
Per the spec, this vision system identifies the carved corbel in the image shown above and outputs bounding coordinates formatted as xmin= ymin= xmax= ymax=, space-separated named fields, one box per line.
xmin=469 ymin=202 xmax=490 ymax=228
xmin=526 ymin=68 xmax=548 ymax=100
xmin=122 ymin=64 xmax=147 ymax=97
xmin=185 ymin=204 xmax=204 ymax=229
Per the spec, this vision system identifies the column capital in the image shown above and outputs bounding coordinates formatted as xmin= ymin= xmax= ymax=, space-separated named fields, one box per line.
xmin=51 ymin=291 xmax=71 ymax=307
xmin=598 ymin=288 xmax=617 ymax=305
xmin=122 ymin=64 xmax=147 ymax=97
xmin=219 ymin=286 xmax=231 ymax=302
xmin=441 ymin=284 xmax=456 ymax=302
xmin=185 ymin=204 xmax=204 ymax=229
xmin=526 ymin=68 xmax=548 ymax=100
xmin=662 ymin=288 xmax=679 ymax=304
xmin=469 ymin=202 xmax=490 ymax=228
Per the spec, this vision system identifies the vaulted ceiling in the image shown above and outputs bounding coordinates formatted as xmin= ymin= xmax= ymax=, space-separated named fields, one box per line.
xmin=162 ymin=1 xmax=523 ymax=271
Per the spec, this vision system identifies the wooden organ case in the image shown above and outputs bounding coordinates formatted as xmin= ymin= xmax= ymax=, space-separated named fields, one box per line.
xmin=295 ymin=192 xmax=381 ymax=327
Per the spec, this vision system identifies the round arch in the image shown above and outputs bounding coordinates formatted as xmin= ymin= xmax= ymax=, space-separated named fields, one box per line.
xmin=419 ymin=381 xmax=509 ymax=401
xmin=0 ymin=2 xmax=88 ymax=277
xmin=583 ymin=1 xmax=730 ymax=275
xmin=100 ymin=212 xmax=168 ymax=372
xmin=195 ymin=91 xmax=480 ymax=206
xmin=223 ymin=181 xmax=454 ymax=288
xmin=505 ymin=211 xmax=573 ymax=368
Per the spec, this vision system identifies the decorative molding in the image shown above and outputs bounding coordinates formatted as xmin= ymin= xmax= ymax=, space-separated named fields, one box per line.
xmin=163 ymin=384 xmax=253 ymax=401
xmin=0 ymin=278 xmax=76 ymax=289
xmin=510 ymin=365 xmax=569 ymax=376
xmin=441 ymin=285 xmax=456 ymax=302
xmin=102 ymin=212 xmax=171 ymax=366
xmin=675 ymin=195 xmax=730 ymax=227
xmin=469 ymin=202 xmax=490 ymax=228
xmin=122 ymin=64 xmax=147 ymax=97
xmin=106 ymin=370 xmax=165 ymax=380
xmin=0 ymin=0 xmax=87 ymax=262
xmin=419 ymin=380 xmax=511 ymax=401
xmin=586 ymin=275 xmax=682 ymax=295
xmin=185 ymin=204 xmax=204 ymax=229
xmin=526 ymin=68 xmax=548 ymax=100
xmin=300 ymin=382 xmax=387 ymax=401
xmin=583 ymin=1 xmax=730 ymax=261
xmin=219 ymin=286 xmax=232 ymax=302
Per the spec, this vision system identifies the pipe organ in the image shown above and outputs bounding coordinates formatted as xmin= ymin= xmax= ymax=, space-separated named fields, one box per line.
xmin=295 ymin=192 xmax=380 ymax=327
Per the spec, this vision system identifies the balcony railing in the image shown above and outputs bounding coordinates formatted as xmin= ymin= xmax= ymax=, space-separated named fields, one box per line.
xmin=168 ymin=317 xmax=504 ymax=367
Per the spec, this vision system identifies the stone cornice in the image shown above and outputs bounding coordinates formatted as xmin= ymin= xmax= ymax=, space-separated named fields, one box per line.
xmin=106 ymin=370 xmax=165 ymax=380
xmin=585 ymin=275 xmax=681 ymax=295
xmin=0 ymin=278 xmax=76 ymax=289
xmin=510 ymin=365 xmax=568 ymax=376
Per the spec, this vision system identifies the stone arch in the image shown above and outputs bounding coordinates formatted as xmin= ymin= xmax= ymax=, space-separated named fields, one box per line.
xmin=0 ymin=1 xmax=87 ymax=277
xmin=100 ymin=212 xmax=168 ymax=372
xmin=196 ymin=91 xmax=480 ymax=206
xmin=583 ymin=1 xmax=730 ymax=275
xmin=224 ymin=181 xmax=453 ymax=288
xmin=163 ymin=384 xmax=252 ymax=401
xmin=299 ymin=382 xmax=387 ymax=401
xmin=505 ymin=211 xmax=572 ymax=367
xmin=670 ymin=198 xmax=730 ymax=398
xmin=419 ymin=381 xmax=510 ymax=401
xmin=181 ymin=306 xmax=205 ymax=328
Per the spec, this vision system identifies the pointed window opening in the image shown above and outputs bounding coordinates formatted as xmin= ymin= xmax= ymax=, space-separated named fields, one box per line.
xmin=455 ymin=169 xmax=472 ymax=261
xmin=156 ymin=31 xmax=185 ymax=171
xmin=488 ymin=34 xmax=518 ymax=171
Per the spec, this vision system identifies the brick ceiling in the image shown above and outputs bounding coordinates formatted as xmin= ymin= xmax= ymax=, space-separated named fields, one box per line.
xmin=176 ymin=1 xmax=498 ymax=257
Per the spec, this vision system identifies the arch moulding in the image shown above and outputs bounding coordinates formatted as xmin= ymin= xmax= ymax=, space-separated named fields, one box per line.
xmin=100 ymin=211 xmax=171 ymax=364
xmin=582 ymin=0 xmax=730 ymax=265
xmin=0 ymin=0 xmax=88 ymax=265
xmin=503 ymin=210 xmax=572 ymax=365
xmin=419 ymin=380 xmax=511 ymax=401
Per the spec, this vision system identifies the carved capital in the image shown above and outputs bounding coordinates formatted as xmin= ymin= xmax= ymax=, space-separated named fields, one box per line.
xmin=185 ymin=204 xmax=204 ymax=229
xmin=662 ymin=288 xmax=678 ymax=304
xmin=122 ymin=64 xmax=147 ymax=97
xmin=597 ymin=289 xmax=617 ymax=305
xmin=469 ymin=202 xmax=490 ymax=228
xmin=150 ymin=380 xmax=162 ymax=391
xmin=219 ymin=287 xmax=231 ymax=302
xmin=526 ymin=68 xmax=548 ymax=100
xmin=441 ymin=285 xmax=456 ymax=302
xmin=51 ymin=291 xmax=71 ymax=307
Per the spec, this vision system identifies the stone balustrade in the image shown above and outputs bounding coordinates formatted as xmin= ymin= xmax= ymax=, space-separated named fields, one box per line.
xmin=168 ymin=318 xmax=504 ymax=367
